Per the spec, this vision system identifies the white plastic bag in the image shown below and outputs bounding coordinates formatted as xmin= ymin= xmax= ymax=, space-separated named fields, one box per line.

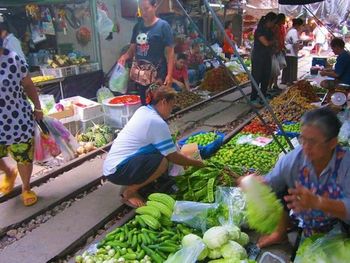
xmin=277 ymin=52 xmax=287 ymax=69
xmin=97 ymin=8 xmax=114 ymax=37
xmin=164 ymin=238 xmax=206 ymax=263
xmin=109 ymin=63 xmax=129 ymax=93
xmin=271 ymin=54 xmax=281 ymax=77
xmin=96 ymin=86 xmax=114 ymax=103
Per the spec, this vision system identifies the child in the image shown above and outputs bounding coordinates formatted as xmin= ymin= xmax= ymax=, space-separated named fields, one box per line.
xmin=172 ymin=53 xmax=190 ymax=91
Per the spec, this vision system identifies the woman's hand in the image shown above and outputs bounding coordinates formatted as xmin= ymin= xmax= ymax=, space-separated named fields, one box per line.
xmin=118 ymin=55 xmax=127 ymax=66
xmin=284 ymin=182 xmax=320 ymax=213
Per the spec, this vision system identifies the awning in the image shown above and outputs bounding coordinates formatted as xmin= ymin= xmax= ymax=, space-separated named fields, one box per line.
xmin=279 ymin=0 xmax=324 ymax=4
xmin=0 ymin=0 xmax=82 ymax=6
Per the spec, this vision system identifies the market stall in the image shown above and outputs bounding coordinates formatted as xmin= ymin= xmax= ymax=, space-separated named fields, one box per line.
xmin=0 ymin=0 xmax=102 ymax=101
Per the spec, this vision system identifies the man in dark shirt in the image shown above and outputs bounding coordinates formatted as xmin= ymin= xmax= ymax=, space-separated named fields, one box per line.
xmin=320 ymin=38 xmax=350 ymax=86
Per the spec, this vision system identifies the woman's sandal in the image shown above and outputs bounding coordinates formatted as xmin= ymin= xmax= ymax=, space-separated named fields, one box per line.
xmin=0 ymin=169 xmax=18 ymax=195
xmin=21 ymin=190 xmax=38 ymax=206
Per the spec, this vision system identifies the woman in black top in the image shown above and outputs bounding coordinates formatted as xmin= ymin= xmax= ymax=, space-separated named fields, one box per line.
xmin=250 ymin=12 xmax=277 ymax=106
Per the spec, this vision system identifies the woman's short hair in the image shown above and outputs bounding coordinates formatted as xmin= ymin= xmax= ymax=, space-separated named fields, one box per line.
xmin=301 ymin=108 xmax=341 ymax=140
xmin=144 ymin=0 xmax=157 ymax=6
xmin=225 ymin=21 xmax=232 ymax=29
xmin=150 ymin=85 xmax=177 ymax=105
xmin=292 ymin=18 xmax=304 ymax=27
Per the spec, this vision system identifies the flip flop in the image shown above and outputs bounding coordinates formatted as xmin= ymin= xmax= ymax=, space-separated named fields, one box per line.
xmin=0 ymin=169 xmax=18 ymax=195
xmin=21 ymin=190 xmax=38 ymax=206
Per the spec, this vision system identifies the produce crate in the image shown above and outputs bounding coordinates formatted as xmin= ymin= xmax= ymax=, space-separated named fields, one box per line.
xmin=78 ymin=62 xmax=100 ymax=74
xmin=40 ymin=65 xmax=79 ymax=78
xmin=61 ymin=114 xmax=105 ymax=135
xmin=178 ymin=131 xmax=225 ymax=159
xmin=47 ymin=105 xmax=74 ymax=120
xmin=79 ymin=114 xmax=105 ymax=133
xmin=276 ymin=121 xmax=300 ymax=138
xmin=61 ymin=96 xmax=103 ymax=121
xmin=102 ymin=95 xmax=141 ymax=128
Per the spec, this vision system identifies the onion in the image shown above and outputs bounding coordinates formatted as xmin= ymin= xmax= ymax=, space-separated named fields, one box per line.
xmin=55 ymin=103 xmax=64 ymax=112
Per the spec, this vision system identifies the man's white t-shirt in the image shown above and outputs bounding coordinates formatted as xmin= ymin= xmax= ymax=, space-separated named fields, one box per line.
xmin=285 ymin=28 xmax=299 ymax=57
xmin=103 ymin=105 xmax=176 ymax=176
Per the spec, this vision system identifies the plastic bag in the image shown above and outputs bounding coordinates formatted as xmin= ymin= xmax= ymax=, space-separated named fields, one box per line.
xmin=34 ymin=125 xmax=52 ymax=162
xmin=109 ymin=63 xmax=129 ymax=93
xmin=164 ymin=239 xmax=206 ymax=263
xmin=339 ymin=120 xmax=350 ymax=146
xmin=96 ymin=86 xmax=114 ymax=103
xmin=276 ymin=52 xmax=287 ymax=69
xmin=96 ymin=8 xmax=114 ymax=37
xmin=215 ymin=187 xmax=246 ymax=227
xmin=271 ymin=54 xmax=281 ymax=77
xmin=294 ymin=228 xmax=350 ymax=263
xmin=43 ymin=117 xmax=79 ymax=161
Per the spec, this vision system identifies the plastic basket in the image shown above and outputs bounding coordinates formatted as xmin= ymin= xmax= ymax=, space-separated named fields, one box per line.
xmin=178 ymin=131 xmax=225 ymax=159
xmin=276 ymin=121 xmax=300 ymax=138
xmin=40 ymin=65 xmax=79 ymax=78
xmin=79 ymin=62 xmax=100 ymax=74
xmin=102 ymin=95 xmax=141 ymax=128
xmin=61 ymin=96 xmax=103 ymax=121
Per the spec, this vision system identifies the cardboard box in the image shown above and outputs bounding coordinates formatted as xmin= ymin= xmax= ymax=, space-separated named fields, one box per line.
xmin=48 ymin=105 xmax=74 ymax=119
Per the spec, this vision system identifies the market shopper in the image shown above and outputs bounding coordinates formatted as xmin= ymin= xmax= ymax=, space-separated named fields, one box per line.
xmin=250 ymin=12 xmax=277 ymax=106
xmin=320 ymin=38 xmax=350 ymax=86
xmin=223 ymin=21 xmax=235 ymax=60
xmin=0 ymin=22 xmax=26 ymax=63
xmin=118 ymin=0 xmax=174 ymax=105
xmin=281 ymin=18 xmax=304 ymax=86
xmin=103 ymin=85 xmax=204 ymax=208
xmin=172 ymin=53 xmax=190 ymax=91
xmin=244 ymin=108 xmax=350 ymax=248
xmin=187 ymin=42 xmax=206 ymax=87
xmin=0 ymin=47 xmax=43 ymax=206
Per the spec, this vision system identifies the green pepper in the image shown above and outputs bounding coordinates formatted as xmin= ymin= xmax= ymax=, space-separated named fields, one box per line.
xmin=141 ymin=245 xmax=164 ymax=263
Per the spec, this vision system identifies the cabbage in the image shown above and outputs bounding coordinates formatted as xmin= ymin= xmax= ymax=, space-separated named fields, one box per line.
xmin=237 ymin=232 xmax=249 ymax=246
xmin=203 ymin=226 xmax=230 ymax=249
xmin=208 ymin=248 xmax=222 ymax=259
xmin=220 ymin=240 xmax=247 ymax=260
xmin=181 ymin=234 xmax=208 ymax=260
xmin=223 ymin=224 xmax=241 ymax=241
xmin=241 ymin=175 xmax=283 ymax=234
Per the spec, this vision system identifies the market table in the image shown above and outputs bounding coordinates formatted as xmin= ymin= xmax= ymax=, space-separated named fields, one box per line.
xmin=37 ymin=70 xmax=104 ymax=102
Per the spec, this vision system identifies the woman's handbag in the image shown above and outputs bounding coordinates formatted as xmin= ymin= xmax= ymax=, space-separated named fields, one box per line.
xmin=130 ymin=59 xmax=159 ymax=86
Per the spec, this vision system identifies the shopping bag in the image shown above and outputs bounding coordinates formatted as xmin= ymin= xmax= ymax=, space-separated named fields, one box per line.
xmin=276 ymin=52 xmax=287 ymax=69
xmin=109 ymin=63 xmax=129 ymax=93
xmin=271 ymin=54 xmax=281 ymax=77
xmin=34 ymin=125 xmax=51 ymax=162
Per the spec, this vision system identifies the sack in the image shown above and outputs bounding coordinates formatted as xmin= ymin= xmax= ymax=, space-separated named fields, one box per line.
xmin=97 ymin=86 xmax=114 ymax=103
xmin=271 ymin=54 xmax=281 ymax=77
xmin=277 ymin=52 xmax=287 ymax=69
xmin=109 ymin=64 xmax=129 ymax=93
xmin=97 ymin=8 xmax=114 ymax=37
xmin=130 ymin=60 xmax=158 ymax=86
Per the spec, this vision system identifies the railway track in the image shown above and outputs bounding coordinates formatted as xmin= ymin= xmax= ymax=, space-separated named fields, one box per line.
xmin=0 ymin=82 xmax=260 ymax=263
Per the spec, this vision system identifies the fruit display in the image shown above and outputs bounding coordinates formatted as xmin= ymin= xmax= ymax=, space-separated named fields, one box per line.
xmin=289 ymin=80 xmax=320 ymax=102
xmin=235 ymin=73 xmax=249 ymax=84
xmin=31 ymin=75 xmax=55 ymax=83
xmin=76 ymin=193 xmax=200 ymax=263
xmin=260 ymin=89 xmax=315 ymax=123
xmin=47 ymin=55 xmax=88 ymax=68
xmin=242 ymin=120 xmax=275 ymax=135
xmin=76 ymin=124 xmax=117 ymax=151
xmin=175 ymin=161 xmax=242 ymax=202
xmin=282 ymin=122 xmax=301 ymax=133
xmin=200 ymin=67 xmax=236 ymax=92
xmin=185 ymin=132 xmax=219 ymax=146
xmin=174 ymin=91 xmax=202 ymax=109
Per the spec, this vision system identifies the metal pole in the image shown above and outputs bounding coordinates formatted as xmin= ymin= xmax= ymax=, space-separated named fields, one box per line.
xmin=174 ymin=0 xmax=292 ymax=153
xmin=203 ymin=0 xmax=294 ymax=151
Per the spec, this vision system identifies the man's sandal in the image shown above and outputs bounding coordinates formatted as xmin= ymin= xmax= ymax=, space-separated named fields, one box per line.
xmin=21 ymin=190 xmax=38 ymax=206
xmin=0 ymin=169 xmax=18 ymax=195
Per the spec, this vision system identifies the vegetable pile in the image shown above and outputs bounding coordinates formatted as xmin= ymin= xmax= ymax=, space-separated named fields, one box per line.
xmin=185 ymin=132 xmax=219 ymax=146
xmin=108 ymin=95 xmax=140 ymax=105
xmin=174 ymin=91 xmax=202 ymax=110
xmin=242 ymin=120 xmax=275 ymax=135
xmin=175 ymin=161 xmax=242 ymax=202
xmin=76 ymin=124 xmax=117 ymax=152
xmin=76 ymin=193 xmax=199 ymax=263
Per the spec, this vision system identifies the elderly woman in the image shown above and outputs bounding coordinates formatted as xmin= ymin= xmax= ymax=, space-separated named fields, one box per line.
xmin=0 ymin=48 xmax=43 ymax=206
xmin=251 ymin=108 xmax=350 ymax=248
xmin=103 ymin=85 xmax=204 ymax=207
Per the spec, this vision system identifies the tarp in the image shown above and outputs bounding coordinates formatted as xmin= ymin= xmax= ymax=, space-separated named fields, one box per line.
xmin=279 ymin=0 xmax=350 ymax=25
xmin=0 ymin=0 xmax=81 ymax=6
xmin=279 ymin=0 xmax=324 ymax=4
